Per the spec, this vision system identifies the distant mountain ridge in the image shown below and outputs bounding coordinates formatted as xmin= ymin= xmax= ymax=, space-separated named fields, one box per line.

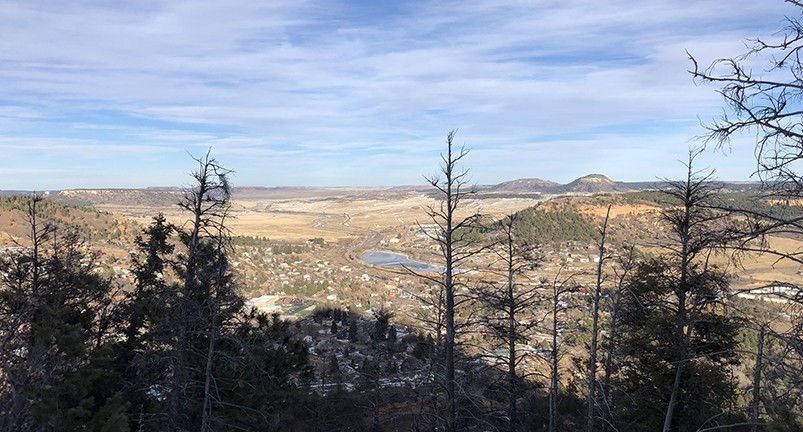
xmin=490 ymin=178 xmax=560 ymax=192
xmin=2 ymin=174 xmax=762 ymax=207
xmin=484 ymin=174 xmax=650 ymax=194
xmin=564 ymin=174 xmax=619 ymax=193
xmin=484 ymin=174 xmax=757 ymax=195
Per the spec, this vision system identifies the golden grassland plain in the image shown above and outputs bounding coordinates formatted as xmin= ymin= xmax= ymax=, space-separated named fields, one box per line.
xmin=574 ymin=202 xmax=803 ymax=288
xmin=102 ymin=193 xmax=544 ymax=243
xmin=731 ymin=236 xmax=803 ymax=287
xmin=636 ymin=236 xmax=803 ymax=289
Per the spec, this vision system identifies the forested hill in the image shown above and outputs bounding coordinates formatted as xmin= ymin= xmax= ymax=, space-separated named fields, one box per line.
xmin=508 ymin=203 xmax=597 ymax=244
xmin=0 ymin=195 xmax=134 ymax=245
xmin=56 ymin=188 xmax=185 ymax=207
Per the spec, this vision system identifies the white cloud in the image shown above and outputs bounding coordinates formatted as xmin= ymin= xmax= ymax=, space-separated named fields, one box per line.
xmin=0 ymin=0 xmax=797 ymax=188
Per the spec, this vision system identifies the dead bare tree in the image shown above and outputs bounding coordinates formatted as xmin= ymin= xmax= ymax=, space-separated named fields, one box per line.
xmin=690 ymin=1 xmax=803 ymax=198
xmin=543 ymin=269 xmax=578 ymax=432
xmin=691 ymin=8 xmax=803 ymax=426
xmin=200 ymin=210 xmax=235 ymax=432
xmin=587 ymin=205 xmax=612 ymax=432
xmin=410 ymin=130 xmax=483 ymax=432
xmin=475 ymin=213 xmax=543 ymax=431
xmin=660 ymin=149 xmax=731 ymax=432
xmin=599 ymin=244 xmax=640 ymax=429
xmin=168 ymin=150 xmax=237 ymax=430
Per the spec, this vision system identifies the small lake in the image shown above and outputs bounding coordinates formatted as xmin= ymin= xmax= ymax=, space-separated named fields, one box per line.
xmin=361 ymin=250 xmax=442 ymax=273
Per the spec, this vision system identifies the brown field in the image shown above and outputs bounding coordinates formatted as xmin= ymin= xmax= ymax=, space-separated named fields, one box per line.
xmin=730 ymin=236 xmax=803 ymax=288
xmin=96 ymin=191 xmax=543 ymax=243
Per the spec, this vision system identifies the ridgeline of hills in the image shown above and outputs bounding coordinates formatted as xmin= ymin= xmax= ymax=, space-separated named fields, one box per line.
xmin=484 ymin=174 xmax=759 ymax=195
xmin=0 ymin=174 xmax=762 ymax=207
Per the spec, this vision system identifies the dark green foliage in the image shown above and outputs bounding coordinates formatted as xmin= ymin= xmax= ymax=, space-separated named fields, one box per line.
xmin=453 ymin=224 xmax=486 ymax=244
xmin=232 ymin=235 xmax=321 ymax=254
xmin=412 ymin=334 xmax=435 ymax=359
xmin=231 ymin=236 xmax=315 ymax=254
xmin=387 ymin=324 xmax=397 ymax=344
xmin=328 ymin=352 xmax=341 ymax=378
xmin=0 ymin=194 xmax=89 ymax=217
xmin=142 ymin=154 xmax=312 ymax=431
xmin=271 ymin=243 xmax=309 ymax=254
xmin=348 ymin=319 xmax=359 ymax=341
xmin=0 ymin=197 xmax=129 ymax=431
xmin=308 ymin=237 xmax=326 ymax=246
xmin=122 ymin=213 xmax=176 ymax=354
xmin=517 ymin=389 xmax=585 ymax=432
xmin=116 ymin=214 xmax=178 ymax=427
xmin=507 ymin=204 xmax=597 ymax=244
xmin=289 ymin=277 xmax=329 ymax=296
xmin=610 ymin=258 xmax=741 ymax=432
xmin=120 ymin=211 xmax=313 ymax=431
xmin=0 ymin=161 xmax=312 ymax=430
xmin=767 ymin=405 xmax=803 ymax=432
xmin=231 ymin=235 xmax=273 ymax=246
xmin=210 ymin=311 xmax=311 ymax=430
xmin=621 ymin=190 xmax=684 ymax=207
xmin=359 ymin=358 xmax=380 ymax=391
xmin=371 ymin=308 xmax=392 ymax=342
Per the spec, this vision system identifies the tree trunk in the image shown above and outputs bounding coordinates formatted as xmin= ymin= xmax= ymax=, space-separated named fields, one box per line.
xmin=550 ymin=282 xmax=560 ymax=432
xmin=200 ymin=318 xmax=216 ymax=431
xmin=587 ymin=206 xmax=610 ymax=432
xmin=507 ymin=248 xmax=517 ymax=432
xmin=750 ymin=326 xmax=765 ymax=432
xmin=444 ymin=162 xmax=456 ymax=432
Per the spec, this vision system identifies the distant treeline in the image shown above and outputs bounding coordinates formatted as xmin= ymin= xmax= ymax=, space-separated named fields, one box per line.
xmin=232 ymin=235 xmax=319 ymax=254
xmin=0 ymin=195 xmax=132 ymax=242
xmin=0 ymin=194 xmax=88 ymax=218
xmin=231 ymin=235 xmax=274 ymax=246
xmin=622 ymin=190 xmax=803 ymax=217
xmin=474 ymin=192 xmax=544 ymax=200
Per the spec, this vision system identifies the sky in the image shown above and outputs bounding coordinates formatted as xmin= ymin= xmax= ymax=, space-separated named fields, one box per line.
xmin=0 ymin=0 xmax=799 ymax=189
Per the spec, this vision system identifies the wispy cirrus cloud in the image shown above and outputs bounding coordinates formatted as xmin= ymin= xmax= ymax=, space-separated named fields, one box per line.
xmin=0 ymin=0 xmax=795 ymax=188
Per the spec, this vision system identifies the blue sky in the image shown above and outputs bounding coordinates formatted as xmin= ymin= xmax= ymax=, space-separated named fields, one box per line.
xmin=0 ymin=0 xmax=797 ymax=189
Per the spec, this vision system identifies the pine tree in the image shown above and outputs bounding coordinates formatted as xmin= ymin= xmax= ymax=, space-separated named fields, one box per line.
xmin=123 ymin=153 xmax=311 ymax=430
xmin=610 ymin=152 xmax=741 ymax=432
xmin=0 ymin=196 xmax=128 ymax=430
xmin=348 ymin=319 xmax=359 ymax=341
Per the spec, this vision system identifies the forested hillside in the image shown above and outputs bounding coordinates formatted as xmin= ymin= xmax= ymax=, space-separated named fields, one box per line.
xmin=0 ymin=195 xmax=134 ymax=245
xmin=508 ymin=203 xmax=597 ymax=243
